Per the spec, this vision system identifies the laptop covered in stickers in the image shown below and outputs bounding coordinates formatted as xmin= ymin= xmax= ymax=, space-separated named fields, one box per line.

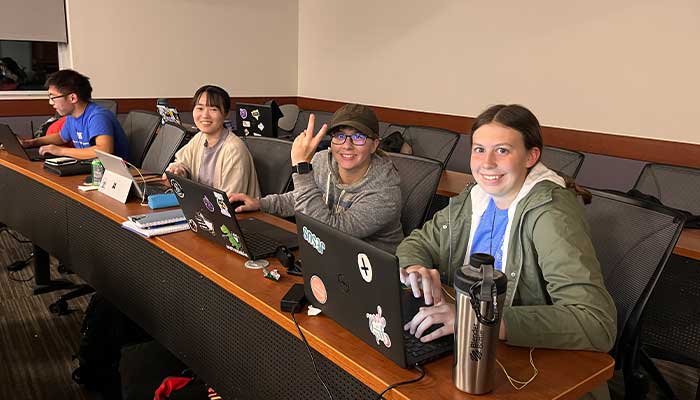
xmin=295 ymin=212 xmax=453 ymax=369
xmin=235 ymin=102 xmax=282 ymax=138
xmin=165 ymin=172 xmax=297 ymax=260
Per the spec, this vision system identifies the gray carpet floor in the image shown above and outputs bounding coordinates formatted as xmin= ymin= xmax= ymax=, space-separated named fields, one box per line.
xmin=0 ymin=227 xmax=697 ymax=399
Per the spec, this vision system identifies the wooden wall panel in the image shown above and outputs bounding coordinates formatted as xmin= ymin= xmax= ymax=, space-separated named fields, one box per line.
xmin=3 ymin=96 xmax=699 ymax=168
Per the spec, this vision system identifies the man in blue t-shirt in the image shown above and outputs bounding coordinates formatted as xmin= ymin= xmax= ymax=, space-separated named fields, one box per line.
xmin=21 ymin=69 xmax=128 ymax=160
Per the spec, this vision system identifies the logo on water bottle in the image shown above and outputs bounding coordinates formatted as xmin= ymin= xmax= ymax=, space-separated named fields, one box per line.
xmin=470 ymin=322 xmax=484 ymax=361
xmin=470 ymin=349 xmax=482 ymax=361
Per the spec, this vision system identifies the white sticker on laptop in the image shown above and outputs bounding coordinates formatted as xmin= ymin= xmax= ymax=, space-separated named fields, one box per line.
xmin=242 ymin=120 xmax=251 ymax=128
xmin=366 ymin=305 xmax=391 ymax=348
xmin=357 ymin=253 xmax=373 ymax=283
xmin=213 ymin=192 xmax=231 ymax=217
xmin=252 ymin=109 xmax=260 ymax=120
xmin=170 ymin=179 xmax=185 ymax=198
xmin=310 ymin=275 xmax=327 ymax=304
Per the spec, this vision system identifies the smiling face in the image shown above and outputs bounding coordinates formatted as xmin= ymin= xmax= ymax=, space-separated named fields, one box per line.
xmin=330 ymin=126 xmax=379 ymax=182
xmin=192 ymin=92 xmax=225 ymax=136
xmin=470 ymin=122 xmax=540 ymax=209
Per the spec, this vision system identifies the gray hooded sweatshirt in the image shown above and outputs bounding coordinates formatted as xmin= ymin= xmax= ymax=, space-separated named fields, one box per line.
xmin=260 ymin=150 xmax=404 ymax=253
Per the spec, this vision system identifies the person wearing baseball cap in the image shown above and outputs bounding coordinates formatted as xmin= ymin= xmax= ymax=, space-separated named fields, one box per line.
xmin=229 ymin=103 xmax=403 ymax=253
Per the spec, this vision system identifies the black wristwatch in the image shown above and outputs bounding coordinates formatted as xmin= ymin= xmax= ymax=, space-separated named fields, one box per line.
xmin=292 ymin=162 xmax=313 ymax=175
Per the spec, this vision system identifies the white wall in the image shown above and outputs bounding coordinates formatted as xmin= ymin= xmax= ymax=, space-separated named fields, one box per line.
xmin=298 ymin=1 xmax=700 ymax=145
xmin=65 ymin=0 xmax=299 ymax=99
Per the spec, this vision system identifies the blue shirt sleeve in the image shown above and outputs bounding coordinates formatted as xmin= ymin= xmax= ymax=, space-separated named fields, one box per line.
xmin=86 ymin=113 xmax=115 ymax=145
xmin=59 ymin=118 xmax=72 ymax=142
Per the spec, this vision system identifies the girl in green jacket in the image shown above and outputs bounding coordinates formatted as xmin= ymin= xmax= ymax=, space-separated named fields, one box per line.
xmin=397 ymin=104 xmax=616 ymax=353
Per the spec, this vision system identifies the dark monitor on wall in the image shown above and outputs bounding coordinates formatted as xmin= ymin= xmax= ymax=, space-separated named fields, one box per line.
xmin=235 ymin=101 xmax=282 ymax=138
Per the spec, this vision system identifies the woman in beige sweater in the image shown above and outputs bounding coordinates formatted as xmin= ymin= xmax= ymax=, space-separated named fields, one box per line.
xmin=164 ymin=85 xmax=260 ymax=197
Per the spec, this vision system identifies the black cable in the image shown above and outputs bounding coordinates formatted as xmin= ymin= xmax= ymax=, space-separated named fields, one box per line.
xmin=375 ymin=364 xmax=426 ymax=400
xmin=290 ymin=309 xmax=334 ymax=400
xmin=0 ymin=228 xmax=32 ymax=244
xmin=5 ymin=253 xmax=34 ymax=271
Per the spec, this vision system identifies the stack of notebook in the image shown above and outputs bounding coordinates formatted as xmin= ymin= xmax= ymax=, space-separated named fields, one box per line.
xmin=121 ymin=209 xmax=189 ymax=238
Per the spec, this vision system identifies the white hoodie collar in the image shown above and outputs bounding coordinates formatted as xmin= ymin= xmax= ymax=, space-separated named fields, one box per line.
xmin=466 ymin=162 xmax=566 ymax=263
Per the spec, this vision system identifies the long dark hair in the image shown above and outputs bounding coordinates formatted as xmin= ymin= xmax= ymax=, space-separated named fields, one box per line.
xmin=471 ymin=104 xmax=591 ymax=203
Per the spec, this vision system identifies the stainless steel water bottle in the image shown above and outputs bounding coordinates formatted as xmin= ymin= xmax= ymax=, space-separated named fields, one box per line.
xmin=453 ymin=253 xmax=508 ymax=394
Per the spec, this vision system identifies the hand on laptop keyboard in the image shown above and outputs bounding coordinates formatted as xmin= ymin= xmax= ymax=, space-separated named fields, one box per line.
xmin=403 ymin=301 xmax=455 ymax=343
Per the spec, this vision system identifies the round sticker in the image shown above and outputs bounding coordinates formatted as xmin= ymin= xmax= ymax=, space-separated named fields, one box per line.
xmin=357 ymin=253 xmax=373 ymax=283
xmin=310 ymin=275 xmax=327 ymax=304
xmin=239 ymin=108 xmax=248 ymax=119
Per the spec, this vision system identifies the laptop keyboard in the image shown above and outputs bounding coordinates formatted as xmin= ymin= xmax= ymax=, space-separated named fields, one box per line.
xmin=403 ymin=331 xmax=453 ymax=366
xmin=239 ymin=228 xmax=281 ymax=259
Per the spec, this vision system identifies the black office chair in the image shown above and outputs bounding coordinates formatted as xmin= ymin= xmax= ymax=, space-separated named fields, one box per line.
xmin=386 ymin=153 xmax=443 ymax=235
xmin=276 ymin=104 xmax=300 ymax=139
xmin=243 ymin=136 xmax=293 ymax=196
xmin=93 ymin=99 xmax=118 ymax=115
xmin=540 ymin=145 xmax=585 ymax=179
xmin=140 ymin=123 xmax=187 ymax=175
xmin=291 ymin=110 xmax=334 ymax=138
xmin=122 ymin=110 xmax=161 ymax=168
xmin=584 ymin=188 xmax=686 ymax=399
xmin=401 ymin=125 xmax=460 ymax=171
xmin=631 ymin=163 xmax=700 ymax=399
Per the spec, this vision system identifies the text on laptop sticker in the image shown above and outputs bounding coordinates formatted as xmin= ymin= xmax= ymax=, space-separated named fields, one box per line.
xmin=220 ymin=225 xmax=246 ymax=257
xmin=302 ymin=226 xmax=326 ymax=255
xmin=366 ymin=305 xmax=391 ymax=348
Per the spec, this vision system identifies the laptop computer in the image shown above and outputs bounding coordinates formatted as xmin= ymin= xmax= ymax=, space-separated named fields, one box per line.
xmin=166 ymin=172 xmax=298 ymax=260
xmin=0 ymin=123 xmax=52 ymax=161
xmin=235 ymin=102 xmax=282 ymax=138
xmin=295 ymin=212 xmax=453 ymax=369
xmin=95 ymin=149 xmax=166 ymax=200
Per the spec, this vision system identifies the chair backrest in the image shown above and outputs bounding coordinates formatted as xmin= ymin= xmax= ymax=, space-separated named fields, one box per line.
xmin=386 ymin=152 xmax=443 ymax=235
xmin=584 ymin=188 xmax=685 ymax=358
xmin=401 ymin=126 xmax=460 ymax=169
xmin=243 ymin=136 xmax=293 ymax=196
xmin=292 ymin=110 xmax=334 ymax=137
xmin=140 ymin=122 xmax=187 ymax=175
xmin=540 ymin=146 xmax=585 ymax=178
xmin=93 ymin=99 xmax=118 ymax=115
xmin=633 ymin=163 xmax=700 ymax=215
xmin=277 ymin=104 xmax=300 ymax=133
xmin=446 ymin=133 xmax=472 ymax=173
xmin=122 ymin=110 xmax=161 ymax=168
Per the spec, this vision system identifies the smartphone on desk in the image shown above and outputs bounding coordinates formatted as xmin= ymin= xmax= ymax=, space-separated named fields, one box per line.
xmin=45 ymin=157 xmax=77 ymax=166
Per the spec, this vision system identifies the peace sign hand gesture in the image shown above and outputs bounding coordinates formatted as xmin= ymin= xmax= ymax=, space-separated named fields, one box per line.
xmin=291 ymin=114 xmax=328 ymax=165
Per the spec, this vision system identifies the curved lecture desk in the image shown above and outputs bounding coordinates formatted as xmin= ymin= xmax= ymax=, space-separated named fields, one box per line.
xmin=0 ymin=151 xmax=613 ymax=400
xmin=438 ymin=171 xmax=700 ymax=261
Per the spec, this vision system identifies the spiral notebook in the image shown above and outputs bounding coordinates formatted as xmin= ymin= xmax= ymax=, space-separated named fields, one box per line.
xmin=128 ymin=209 xmax=186 ymax=228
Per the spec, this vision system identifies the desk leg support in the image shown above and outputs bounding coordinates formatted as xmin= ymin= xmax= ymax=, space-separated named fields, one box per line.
xmin=32 ymin=245 xmax=75 ymax=295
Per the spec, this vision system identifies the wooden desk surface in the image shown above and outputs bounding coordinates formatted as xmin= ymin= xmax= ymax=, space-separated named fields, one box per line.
xmin=438 ymin=170 xmax=700 ymax=261
xmin=1 ymin=151 xmax=614 ymax=399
